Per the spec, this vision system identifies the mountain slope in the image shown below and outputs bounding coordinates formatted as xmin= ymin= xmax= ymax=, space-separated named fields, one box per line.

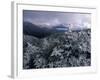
xmin=23 ymin=29 xmax=91 ymax=69
xmin=23 ymin=21 xmax=70 ymax=38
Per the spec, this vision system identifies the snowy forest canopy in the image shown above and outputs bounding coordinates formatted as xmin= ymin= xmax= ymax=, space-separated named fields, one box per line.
xmin=23 ymin=10 xmax=91 ymax=69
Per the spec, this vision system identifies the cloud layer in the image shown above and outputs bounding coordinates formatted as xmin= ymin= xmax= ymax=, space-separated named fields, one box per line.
xmin=23 ymin=10 xmax=91 ymax=28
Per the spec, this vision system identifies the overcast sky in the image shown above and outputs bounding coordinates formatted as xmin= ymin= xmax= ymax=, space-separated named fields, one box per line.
xmin=23 ymin=10 xmax=91 ymax=28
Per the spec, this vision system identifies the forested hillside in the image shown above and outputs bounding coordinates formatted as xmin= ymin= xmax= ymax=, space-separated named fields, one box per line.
xmin=23 ymin=29 xmax=91 ymax=69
